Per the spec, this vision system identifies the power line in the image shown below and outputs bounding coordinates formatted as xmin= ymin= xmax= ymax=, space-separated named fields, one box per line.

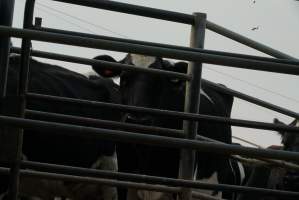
xmin=205 ymin=66 xmax=299 ymax=105
xmin=36 ymin=2 xmax=129 ymax=39
xmin=36 ymin=5 xmax=96 ymax=35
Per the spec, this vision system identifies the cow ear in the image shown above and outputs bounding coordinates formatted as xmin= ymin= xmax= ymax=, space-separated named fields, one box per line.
xmin=174 ymin=62 xmax=188 ymax=74
xmin=273 ymin=118 xmax=286 ymax=125
xmin=273 ymin=118 xmax=286 ymax=137
xmin=92 ymin=55 xmax=121 ymax=78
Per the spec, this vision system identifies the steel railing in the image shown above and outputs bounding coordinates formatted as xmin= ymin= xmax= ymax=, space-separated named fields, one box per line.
xmin=0 ymin=0 xmax=299 ymax=199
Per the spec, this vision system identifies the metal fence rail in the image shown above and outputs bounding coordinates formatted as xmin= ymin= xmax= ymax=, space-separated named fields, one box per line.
xmin=0 ymin=0 xmax=299 ymax=199
xmin=31 ymin=27 xmax=299 ymax=66
xmin=9 ymin=47 xmax=299 ymax=119
xmin=1 ymin=115 xmax=299 ymax=162
xmin=1 ymin=26 xmax=299 ymax=75
xmin=53 ymin=0 xmax=296 ymax=60
xmin=26 ymin=93 xmax=299 ymax=133
xmin=0 ymin=166 xmax=298 ymax=199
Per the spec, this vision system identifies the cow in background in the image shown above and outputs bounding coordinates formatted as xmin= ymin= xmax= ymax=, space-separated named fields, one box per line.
xmin=236 ymin=118 xmax=299 ymax=200
xmin=0 ymin=54 xmax=121 ymax=200
xmin=92 ymin=54 xmax=237 ymax=200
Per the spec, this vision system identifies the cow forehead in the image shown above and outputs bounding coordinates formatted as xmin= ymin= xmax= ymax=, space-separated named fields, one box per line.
xmin=130 ymin=54 xmax=156 ymax=68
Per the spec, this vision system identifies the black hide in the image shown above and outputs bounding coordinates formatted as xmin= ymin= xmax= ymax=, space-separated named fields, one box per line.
xmin=0 ymin=55 xmax=121 ymax=196
xmin=92 ymin=54 xmax=235 ymax=199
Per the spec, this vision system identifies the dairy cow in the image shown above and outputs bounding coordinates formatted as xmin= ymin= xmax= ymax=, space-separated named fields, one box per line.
xmin=237 ymin=118 xmax=299 ymax=200
xmin=0 ymin=55 xmax=121 ymax=200
xmin=92 ymin=54 xmax=238 ymax=200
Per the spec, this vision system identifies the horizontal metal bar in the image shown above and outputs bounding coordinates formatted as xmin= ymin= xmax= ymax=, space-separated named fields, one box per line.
xmin=1 ymin=26 xmax=299 ymax=75
xmin=10 ymin=47 xmax=190 ymax=81
xmin=27 ymin=93 xmax=299 ymax=134
xmin=0 ymin=166 xmax=223 ymax=200
xmin=52 ymin=0 xmax=194 ymax=24
xmin=23 ymin=30 xmax=299 ymax=119
xmin=0 ymin=166 xmax=181 ymax=194
xmin=1 ymin=115 xmax=299 ymax=162
xmin=202 ymin=80 xmax=299 ymax=119
xmin=25 ymin=110 xmax=299 ymax=171
xmin=35 ymin=26 xmax=299 ymax=66
xmin=206 ymin=21 xmax=297 ymax=60
xmin=13 ymin=162 xmax=299 ymax=198
xmin=26 ymin=110 xmax=184 ymax=138
xmin=52 ymin=0 xmax=296 ymax=60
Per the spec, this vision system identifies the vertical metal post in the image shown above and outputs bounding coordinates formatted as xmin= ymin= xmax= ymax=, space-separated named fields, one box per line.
xmin=7 ymin=0 xmax=35 ymax=199
xmin=178 ymin=13 xmax=206 ymax=200
xmin=0 ymin=0 xmax=16 ymax=199
xmin=0 ymin=0 xmax=15 ymax=97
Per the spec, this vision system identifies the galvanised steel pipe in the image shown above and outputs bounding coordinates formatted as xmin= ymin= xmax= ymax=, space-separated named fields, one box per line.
xmin=52 ymin=0 xmax=296 ymax=60
xmin=25 ymin=110 xmax=184 ymax=138
xmin=52 ymin=0 xmax=194 ymax=25
xmin=206 ymin=21 xmax=296 ymax=60
xmin=25 ymin=110 xmax=299 ymax=171
xmin=26 ymin=93 xmax=299 ymax=134
xmin=1 ymin=115 xmax=299 ymax=162
xmin=6 ymin=1 xmax=35 ymax=199
xmin=1 ymin=26 xmax=299 ymax=75
xmin=202 ymin=79 xmax=299 ymax=119
xmin=10 ymin=47 xmax=191 ymax=81
xmin=5 ymin=163 xmax=299 ymax=198
xmin=179 ymin=13 xmax=206 ymax=200
xmin=0 ymin=166 xmax=223 ymax=200
xmin=10 ymin=47 xmax=298 ymax=118
xmin=0 ymin=0 xmax=15 ymax=97
xmin=9 ymin=50 xmax=299 ymax=119
xmin=34 ymin=27 xmax=299 ymax=66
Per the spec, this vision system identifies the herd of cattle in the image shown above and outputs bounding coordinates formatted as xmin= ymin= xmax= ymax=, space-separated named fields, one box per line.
xmin=0 ymin=53 xmax=298 ymax=200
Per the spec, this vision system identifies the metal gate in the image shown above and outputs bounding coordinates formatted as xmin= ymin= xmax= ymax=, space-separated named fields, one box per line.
xmin=1 ymin=0 xmax=299 ymax=200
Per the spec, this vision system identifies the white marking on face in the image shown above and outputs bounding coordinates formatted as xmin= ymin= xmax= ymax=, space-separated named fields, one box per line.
xmin=130 ymin=54 xmax=156 ymax=68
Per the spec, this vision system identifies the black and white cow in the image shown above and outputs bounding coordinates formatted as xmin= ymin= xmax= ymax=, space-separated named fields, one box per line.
xmin=0 ymin=55 xmax=121 ymax=200
xmin=92 ymin=54 xmax=237 ymax=200
xmin=236 ymin=118 xmax=299 ymax=200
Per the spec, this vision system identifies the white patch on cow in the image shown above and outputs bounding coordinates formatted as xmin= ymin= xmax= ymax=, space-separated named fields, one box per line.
xmin=296 ymin=119 xmax=299 ymax=127
xmin=237 ymin=161 xmax=246 ymax=185
xmin=137 ymin=190 xmax=172 ymax=200
xmin=9 ymin=53 xmax=18 ymax=57
xmin=194 ymin=172 xmax=222 ymax=198
xmin=91 ymin=153 xmax=118 ymax=200
xmin=130 ymin=54 xmax=156 ymax=68
xmin=200 ymin=88 xmax=215 ymax=105
xmin=85 ymin=70 xmax=99 ymax=78
xmin=91 ymin=152 xmax=118 ymax=171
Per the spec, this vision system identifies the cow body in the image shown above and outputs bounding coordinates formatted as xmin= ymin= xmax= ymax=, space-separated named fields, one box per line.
xmin=0 ymin=55 xmax=121 ymax=200
xmin=92 ymin=54 xmax=236 ymax=200
xmin=237 ymin=119 xmax=299 ymax=200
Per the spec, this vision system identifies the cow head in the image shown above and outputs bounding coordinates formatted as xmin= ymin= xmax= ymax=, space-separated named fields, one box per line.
xmin=92 ymin=54 xmax=187 ymax=127
xmin=273 ymin=118 xmax=299 ymax=153
xmin=92 ymin=54 xmax=235 ymax=200
xmin=273 ymin=118 xmax=299 ymax=191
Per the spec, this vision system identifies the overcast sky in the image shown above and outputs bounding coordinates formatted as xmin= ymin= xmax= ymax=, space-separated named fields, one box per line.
xmin=11 ymin=0 xmax=299 ymax=148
